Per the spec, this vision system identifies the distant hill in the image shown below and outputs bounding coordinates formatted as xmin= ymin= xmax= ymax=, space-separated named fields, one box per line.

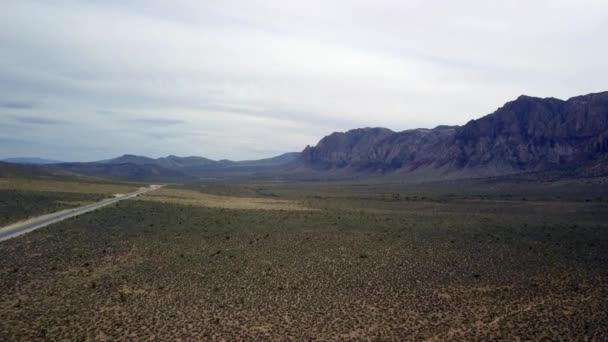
xmin=101 ymin=154 xmax=218 ymax=168
xmin=99 ymin=153 xmax=299 ymax=169
xmin=0 ymin=161 xmax=51 ymax=177
xmin=0 ymin=161 xmax=80 ymax=179
xmin=52 ymin=162 xmax=188 ymax=181
xmin=2 ymin=157 xmax=65 ymax=165
xmin=291 ymin=91 xmax=608 ymax=179
xmin=230 ymin=152 xmax=301 ymax=167
xmin=47 ymin=152 xmax=300 ymax=181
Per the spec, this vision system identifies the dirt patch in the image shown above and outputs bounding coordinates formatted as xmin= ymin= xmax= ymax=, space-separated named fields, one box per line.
xmin=137 ymin=188 xmax=312 ymax=211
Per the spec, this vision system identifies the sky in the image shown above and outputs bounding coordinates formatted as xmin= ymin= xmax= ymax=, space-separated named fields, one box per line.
xmin=1 ymin=0 xmax=607 ymax=161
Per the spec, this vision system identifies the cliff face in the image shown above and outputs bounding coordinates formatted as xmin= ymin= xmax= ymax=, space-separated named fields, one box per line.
xmin=299 ymin=127 xmax=395 ymax=170
xmin=294 ymin=91 xmax=608 ymax=176
xmin=451 ymin=92 xmax=608 ymax=169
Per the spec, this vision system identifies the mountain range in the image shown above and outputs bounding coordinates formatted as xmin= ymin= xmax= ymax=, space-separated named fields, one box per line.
xmin=3 ymin=91 xmax=607 ymax=182
xmin=45 ymin=152 xmax=301 ymax=181
xmin=292 ymin=91 xmax=608 ymax=179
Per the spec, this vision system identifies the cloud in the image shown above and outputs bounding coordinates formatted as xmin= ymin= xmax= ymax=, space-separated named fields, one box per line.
xmin=0 ymin=0 xmax=607 ymax=161
xmin=0 ymin=136 xmax=36 ymax=145
xmin=1 ymin=101 xmax=36 ymax=109
xmin=10 ymin=115 xmax=66 ymax=125
xmin=125 ymin=118 xmax=184 ymax=125
xmin=96 ymin=109 xmax=116 ymax=116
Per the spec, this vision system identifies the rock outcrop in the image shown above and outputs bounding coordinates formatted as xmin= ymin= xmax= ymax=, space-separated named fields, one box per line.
xmin=294 ymin=91 xmax=608 ymax=177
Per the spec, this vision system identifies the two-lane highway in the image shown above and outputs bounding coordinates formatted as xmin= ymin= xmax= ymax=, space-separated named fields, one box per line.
xmin=0 ymin=185 xmax=163 ymax=242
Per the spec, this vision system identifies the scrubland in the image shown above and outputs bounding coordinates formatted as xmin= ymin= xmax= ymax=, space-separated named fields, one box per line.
xmin=0 ymin=179 xmax=607 ymax=340
xmin=0 ymin=178 xmax=138 ymax=227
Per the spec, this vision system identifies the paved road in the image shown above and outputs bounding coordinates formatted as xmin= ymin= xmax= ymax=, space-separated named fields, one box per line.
xmin=0 ymin=185 xmax=162 ymax=242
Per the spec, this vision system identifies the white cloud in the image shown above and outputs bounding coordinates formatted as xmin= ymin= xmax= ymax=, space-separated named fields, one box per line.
xmin=0 ymin=0 xmax=607 ymax=160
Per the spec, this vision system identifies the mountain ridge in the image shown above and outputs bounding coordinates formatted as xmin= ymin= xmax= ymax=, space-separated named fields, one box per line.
xmin=5 ymin=91 xmax=606 ymax=182
xmin=292 ymin=91 xmax=608 ymax=178
xmin=40 ymin=152 xmax=301 ymax=181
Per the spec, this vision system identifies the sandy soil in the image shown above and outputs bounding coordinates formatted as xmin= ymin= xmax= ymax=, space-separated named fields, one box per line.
xmin=138 ymin=187 xmax=312 ymax=211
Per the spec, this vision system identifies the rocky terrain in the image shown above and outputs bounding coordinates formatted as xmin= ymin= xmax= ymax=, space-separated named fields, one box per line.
xmin=294 ymin=91 xmax=608 ymax=178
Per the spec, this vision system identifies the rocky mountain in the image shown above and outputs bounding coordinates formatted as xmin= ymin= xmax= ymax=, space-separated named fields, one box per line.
xmin=293 ymin=91 xmax=608 ymax=178
xmin=9 ymin=91 xmax=605 ymax=182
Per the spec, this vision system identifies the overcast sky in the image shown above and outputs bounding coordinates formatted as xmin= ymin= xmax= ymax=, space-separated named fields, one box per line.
xmin=1 ymin=0 xmax=607 ymax=161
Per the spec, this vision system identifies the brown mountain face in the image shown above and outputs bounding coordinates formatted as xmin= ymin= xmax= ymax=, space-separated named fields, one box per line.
xmin=293 ymin=91 xmax=608 ymax=177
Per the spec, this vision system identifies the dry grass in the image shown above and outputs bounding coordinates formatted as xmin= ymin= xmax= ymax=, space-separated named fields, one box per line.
xmin=0 ymin=178 xmax=137 ymax=195
xmin=138 ymin=187 xmax=312 ymax=211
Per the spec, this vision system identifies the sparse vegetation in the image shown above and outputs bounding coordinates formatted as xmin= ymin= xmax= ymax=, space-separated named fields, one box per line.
xmin=0 ymin=177 xmax=138 ymax=194
xmin=0 ymin=189 xmax=104 ymax=226
xmin=0 ymin=180 xmax=607 ymax=340
xmin=0 ymin=177 xmax=139 ymax=226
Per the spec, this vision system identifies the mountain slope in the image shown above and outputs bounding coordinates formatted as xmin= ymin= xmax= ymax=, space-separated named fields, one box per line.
xmin=234 ymin=152 xmax=301 ymax=167
xmin=293 ymin=91 xmax=608 ymax=178
xmin=450 ymin=93 xmax=608 ymax=170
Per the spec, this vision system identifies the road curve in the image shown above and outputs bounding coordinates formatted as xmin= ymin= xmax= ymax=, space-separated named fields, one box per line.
xmin=0 ymin=185 xmax=163 ymax=242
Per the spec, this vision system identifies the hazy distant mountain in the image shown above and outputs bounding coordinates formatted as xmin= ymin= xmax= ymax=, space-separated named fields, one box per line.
xmin=102 ymin=154 xmax=218 ymax=170
xmin=292 ymin=91 xmax=608 ymax=178
xmin=100 ymin=153 xmax=299 ymax=170
xmin=2 ymin=157 xmax=65 ymax=165
xmin=54 ymin=162 xmax=187 ymax=181
xmin=99 ymin=154 xmax=157 ymax=165
xmin=230 ymin=152 xmax=301 ymax=167
xmin=48 ymin=152 xmax=300 ymax=181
